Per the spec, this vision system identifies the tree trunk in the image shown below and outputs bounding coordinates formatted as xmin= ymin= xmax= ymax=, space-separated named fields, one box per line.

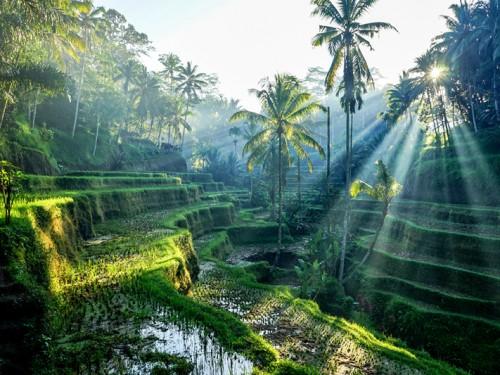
xmin=326 ymin=106 xmax=331 ymax=181
xmin=350 ymin=113 xmax=353 ymax=157
xmin=0 ymin=50 xmax=21 ymax=129
xmin=494 ymin=65 xmax=500 ymax=124
xmin=72 ymin=52 xmax=86 ymax=138
xmin=339 ymin=111 xmax=351 ymax=282
xmin=147 ymin=115 xmax=155 ymax=139
xmin=181 ymin=102 xmax=190 ymax=149
xmin=326 ymin=107 xmax=332 ymax=233
xmin=249 ymin=174 xmax=254 ymax=203
xmin=93 ymin=114 xmax=100 ymax=157
xmin=339 ymin=47 xmax=354 ymax=282
xmin=297 ymin=157 xmax=302 ymax=208
xmin=270 ymin=145 xmax=277 ymax=219
xmin=275 ymin=130 xmax=284 ymax=266
xmin=468 ymin=83 xmax=478 ymax=133
xmin=0 ymin=82 xmax=15 ymax=129
xmin=494 ymin=1 xmax=500 ymax=123
xmin=342 ymin=205 xmax=388 ymax=284
xmin=32 ymin=87 xmax=40 ymax=129
xmin=157 ymin=117 xmax=164 ymax=148
xmin=426 ymin=90 xmax=439 ymax=139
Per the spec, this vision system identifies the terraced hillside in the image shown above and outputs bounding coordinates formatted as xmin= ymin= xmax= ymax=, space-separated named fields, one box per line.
xmin=0 ymin=171 xmax=462 ymax=374
xmin=343 ymin=199 xmax=500 ymax=374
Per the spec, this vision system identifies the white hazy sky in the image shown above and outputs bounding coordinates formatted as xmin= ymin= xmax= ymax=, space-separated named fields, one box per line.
xmin=96 ymin=0 xmax=456 ymax=110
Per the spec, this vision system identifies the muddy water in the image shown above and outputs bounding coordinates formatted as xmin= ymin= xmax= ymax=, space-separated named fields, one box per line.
xmin=112 ymin=307 xmax=253 ymax=375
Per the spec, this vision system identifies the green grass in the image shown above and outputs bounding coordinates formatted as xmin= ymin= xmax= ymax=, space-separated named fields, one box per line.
xmin=23 ymin=175 xmax=181 ymax=193
xmin=194 ymin=241 xmax=466 ymax=375
xmin=65 ymin=171 xmax=169 ymax=177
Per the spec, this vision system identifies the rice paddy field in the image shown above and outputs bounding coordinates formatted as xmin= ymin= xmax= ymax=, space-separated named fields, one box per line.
xmin=0 ymin=171 xmax=475 ymax=375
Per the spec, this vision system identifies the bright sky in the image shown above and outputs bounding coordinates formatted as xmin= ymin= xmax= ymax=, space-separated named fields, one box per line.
xmin=96 ymin=0 xmax=456 ymax=110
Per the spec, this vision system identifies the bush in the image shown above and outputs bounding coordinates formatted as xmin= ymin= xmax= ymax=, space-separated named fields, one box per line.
xmin=251 ymin=180 xmax=270 ymax=208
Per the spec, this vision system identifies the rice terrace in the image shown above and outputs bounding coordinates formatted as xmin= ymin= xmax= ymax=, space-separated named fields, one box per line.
xmin=0 ymin=0 xmax=499 ymax=374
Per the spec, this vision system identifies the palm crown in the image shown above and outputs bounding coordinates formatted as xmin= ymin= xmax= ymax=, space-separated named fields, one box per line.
xmin=230 ymin=74 xmax=325 ymax=172
xmin=311 ymin=0 xmax=396 ymax=97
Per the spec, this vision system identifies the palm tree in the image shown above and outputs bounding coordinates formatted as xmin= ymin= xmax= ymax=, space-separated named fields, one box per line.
xmin=176 ymin=62 xmax=208 ymax=148
xmin=0 ymin=0 xmax=87 ymax=129
xmin=343 ymin=160 xmax=401 ymax=283
xmin=114 ymin=59 xmax=141 ymax=136
xmin=311 ymin=0 xmax=396 ymax=281
xmin=166 ymin=97 xmax=191 ymax=146
xmin=230 ymin=74 xmax=324 ymax=258
xmin=71 ymin=5 xmax=106 ymax=138
xmin=477 ymin=0 xmax=500 ymax=122
xmin=382 ymin=71 xmax=420 ymax=127
xmin=229 ymin=126 xmax=242 ymax=155
xmin=131 ymin=67 xmax=161 ymax=136
xmin=411 ymin=50 xmax=453 ymax=139
xmin=434 ymin=1 xmax=481 ymax=132
xmin=159 ymin=53 xmax=182 ymax=94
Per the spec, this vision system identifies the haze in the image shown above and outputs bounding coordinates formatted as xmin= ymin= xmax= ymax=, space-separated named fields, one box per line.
xmin=96 ymin=0 xmax=455 ymax=109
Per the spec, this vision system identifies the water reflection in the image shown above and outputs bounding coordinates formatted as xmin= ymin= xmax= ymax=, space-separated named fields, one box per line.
xmin=117 ymin=308 xmax=253 ymax=375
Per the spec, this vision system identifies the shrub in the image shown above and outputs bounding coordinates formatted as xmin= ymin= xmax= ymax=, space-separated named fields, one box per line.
xmin=0 ymin=161 xmax=24 ymax=225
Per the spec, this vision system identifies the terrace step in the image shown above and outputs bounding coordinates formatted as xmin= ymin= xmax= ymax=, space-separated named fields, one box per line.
xmin=24 ymin=175 xmax=182 ymax=194
xmin=369 ymin=289 xmax=500 ymax=330
xmin=361 ymin=231 xmax=500 ymax=277
xmin=353 ymin=199 xmax=500 ymax=228
xmin=365 ymin=272 xmax=499 ymax=319
xmin=366 ymin=247 xmax=500 ymax=301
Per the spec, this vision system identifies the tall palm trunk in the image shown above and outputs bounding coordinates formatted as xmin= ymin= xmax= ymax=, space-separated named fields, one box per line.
xmin=181 ymin=102 xmax=189 ymax=149
xmin=297 ymin=157 xmax=302 ymax=208
xmin=326 ymin=107 xmax=332 ymax=233
xmin=118 ymin=84 xmax=130 ymax=143
xmin=339 ymin=49 xmax=353 ymax=282
xmin=494 ymin=2 xmax=500 ymax=123
xmin=147 ymin=115 xmax=155 ymax=139
xmin=468 ymin=82 xmax=478 ymax=133
xmin=93 ymin=114 xmax=100 ymax=156
xmin=426 ymin=90 xmax=439 ymax=139
xmin=0 ymin=50 xmax=21 ymax=129
xmin=32 ymin=87 xmax=40 ymax=129
xmin=0 ymin=82 xmax=15 ymax=129
xmin=339 ymin=110 xmax=351 ymax=281
xmin=270 ymin=144 xmax=277 ymax=219
xmin=275 ymin=129 xmax=284 ymax=266
xmin=342 ymin=204 xmax=388 ymax=284
xmin=72 ymin=31 xmax=88 ymax=138
xmin=494 ymin=66 xmax=500 ymax=123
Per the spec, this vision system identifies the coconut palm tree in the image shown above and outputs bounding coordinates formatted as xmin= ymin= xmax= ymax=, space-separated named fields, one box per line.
xmin=131 ymin=67 xmax=161 ymax=136
xmin=176 ymin=62 xmax=208 ymax=148
xmin=0 ymin=0 xmax=87 ymax=129
xmin=71 ymin=5 xmax=106 ymax=138
xmin=230 ymin=74 xmax=325 ymax=259
xmin=159 ymin=53 xmax=182 ymax=94
xmin=343 ymin=160 xmax=401 ymax=283
xmin=311 ymin=0 xmax=396 ymax=281
xmin=114 ymin=59 xmax=141 ymax=136
xmin=165 ymin=97 xmax=191 ymax=146
xmin=434 ymin=1 xmax=481 ymax=132
xmin=382 ymin=71 xmax=420 ymax=127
